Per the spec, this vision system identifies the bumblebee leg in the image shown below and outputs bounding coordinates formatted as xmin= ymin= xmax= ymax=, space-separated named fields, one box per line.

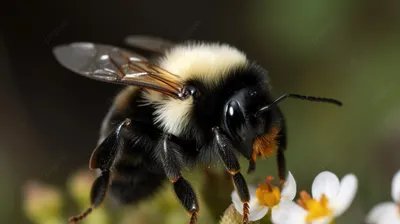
xmin=212 ymin=127 xmax=250 ymax=224
xmin=276 ymin=146 xmax=286 ymax=186
xmin=158 ymin=134 xmax=199 ymax=224
xmin=247 ymin=159 xmax=256 ymax=174
xmin=274 ymin=108 xmax=288 ymax=186
xmin=69 ymin=171 xmax=110 ymax=223
xmin=173 ymin=177 xmax=199 ymax=224
xmin=69 ymin=119 xmax=131 ymax=224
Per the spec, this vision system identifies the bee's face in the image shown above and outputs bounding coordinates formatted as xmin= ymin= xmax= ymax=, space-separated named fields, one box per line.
xmin=221 ymin=86 xmax=274 ymax=159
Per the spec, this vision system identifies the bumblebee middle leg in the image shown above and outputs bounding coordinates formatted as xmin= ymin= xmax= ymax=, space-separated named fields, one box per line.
xmin=157 ymin=134 xmax=199 ymax=224
xmin=212 ymin=127 xmax=250 ymax=224
xmin=69 ymin=119 xmax=131 ymax=223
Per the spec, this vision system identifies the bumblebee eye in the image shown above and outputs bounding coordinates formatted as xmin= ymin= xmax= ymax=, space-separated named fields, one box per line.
xmin=223 ymin=100 xmax=247 ymax=142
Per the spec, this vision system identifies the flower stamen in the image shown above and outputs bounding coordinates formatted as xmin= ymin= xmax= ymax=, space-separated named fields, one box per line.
xmin=256 ymin=176 xmax=281 ymax=208
xmin=297 ymin=190 xmax=332 ymax=222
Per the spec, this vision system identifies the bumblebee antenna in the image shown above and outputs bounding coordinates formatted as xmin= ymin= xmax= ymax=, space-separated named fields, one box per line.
xmin=255 ymin=94 xmax=342 ymax=117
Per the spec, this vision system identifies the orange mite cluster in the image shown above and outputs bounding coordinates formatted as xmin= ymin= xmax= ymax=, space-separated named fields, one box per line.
xmin=252 ymin=127 xmax=280 ymax=162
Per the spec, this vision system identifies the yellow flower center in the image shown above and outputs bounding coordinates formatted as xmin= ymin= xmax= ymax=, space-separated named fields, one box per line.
xmin=297 ymin=191 xmax=333 ymax=222
xmin=255 ymin=176 xmax=281 ymax=207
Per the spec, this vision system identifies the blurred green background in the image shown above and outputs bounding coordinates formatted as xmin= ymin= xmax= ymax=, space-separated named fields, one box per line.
xmin=2 ymin=0 xmax=400 ymax=223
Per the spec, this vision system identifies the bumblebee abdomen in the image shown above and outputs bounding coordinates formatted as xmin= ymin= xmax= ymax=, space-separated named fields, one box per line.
xmin=99 ymin=86 xmax=168 ymax=204
xmin=99 ymin=86 xmax=139 ymax=142
xmin=110 ymin=160 xmax=166 ymax=204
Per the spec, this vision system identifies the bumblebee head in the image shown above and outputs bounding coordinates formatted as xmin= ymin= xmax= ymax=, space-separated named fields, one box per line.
xmin=221 ymin=86 xmax=276 ymax=160
xmin=221 ymin=87 xmax=343 ymax=170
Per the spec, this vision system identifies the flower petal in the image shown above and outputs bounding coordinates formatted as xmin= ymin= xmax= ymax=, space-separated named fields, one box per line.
xmin=248 ymin=206 xmax=269 ymax=221
xmin=312 ymin=171 xmax=340 ymax=201
xmin=332 ymin=174 xmax=358 ymax=216
xmin=281 ymin=171 xmax=297 ymax=200
xmin=365 ymin=202 xmax=398 ymax=224
xmin=311 ymin=217 xmax=333 ymax=224
xmin=232 ymin=185 xmax=268 ymax=221
xmin=231 ymin=187 xmax=243 ymax=214
xmin=392 ymin=170 xmax=400 ymax=202
xmin=378 ymin=210 xmax=400 ymax=224
xmin=272 ymin=200 xmax=307 ymax=224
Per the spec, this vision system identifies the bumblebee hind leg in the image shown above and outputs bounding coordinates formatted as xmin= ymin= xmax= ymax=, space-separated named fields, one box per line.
xmin=69 ymin=119 xmax=131 ymax=223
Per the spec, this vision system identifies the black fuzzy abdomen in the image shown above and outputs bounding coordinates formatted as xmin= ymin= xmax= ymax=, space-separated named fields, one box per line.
xmin=110 ymin=161 xmax=166 ymax=204
xmin=100 ymin=87 xmax=167 ymax=205
xmin=109 ymin=134 xmax=166 ymax=205
xmin=110 ymin=126 xmax=166 ymax=205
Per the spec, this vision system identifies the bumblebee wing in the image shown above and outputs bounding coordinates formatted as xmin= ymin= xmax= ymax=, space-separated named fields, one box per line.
xmin=53 ymin=42 xmax=186 ymax=99
xmin=124 ymin=35 xmax=175 ymax=53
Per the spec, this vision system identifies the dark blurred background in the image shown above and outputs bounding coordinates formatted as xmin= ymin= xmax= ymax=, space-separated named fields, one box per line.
xmin=3 ymin=0 xmax=400 ymax=223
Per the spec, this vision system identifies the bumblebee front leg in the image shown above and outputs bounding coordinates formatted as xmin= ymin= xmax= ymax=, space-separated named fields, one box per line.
xmin=212 ymin=127 xmax=250 ymax=224
xmin=69 ymin=118 xmax=131 ymax=224
xmin=274 ymin=108 xmax=288 ymax=186
xmin=158 ymin=134 xmax=199 ymax=224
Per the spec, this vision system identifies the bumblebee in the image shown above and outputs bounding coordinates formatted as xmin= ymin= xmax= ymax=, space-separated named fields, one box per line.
xmin=53 ymin=36 xmax=342 ymax=224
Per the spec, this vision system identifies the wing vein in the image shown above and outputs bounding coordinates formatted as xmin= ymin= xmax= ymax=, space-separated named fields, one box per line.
xmin=53 ymin=42 xmax=187 ymax=100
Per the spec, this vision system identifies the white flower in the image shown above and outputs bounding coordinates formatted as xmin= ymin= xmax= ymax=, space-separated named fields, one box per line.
xmin=366 ymin=169 xmax=400 ymax=224
xmin=272 ymin=171 xmax=358 ymax=224
xmin=231 ymin=172 xmax=296 ymax=221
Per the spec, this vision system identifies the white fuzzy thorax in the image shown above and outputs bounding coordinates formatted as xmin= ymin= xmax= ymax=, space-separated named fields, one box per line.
xmin=142 ymin=42 xmax=249 ymax=135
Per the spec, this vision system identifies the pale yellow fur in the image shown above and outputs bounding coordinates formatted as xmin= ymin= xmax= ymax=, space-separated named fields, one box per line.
xmin=142 ymin=42 xmax=249 ymax=135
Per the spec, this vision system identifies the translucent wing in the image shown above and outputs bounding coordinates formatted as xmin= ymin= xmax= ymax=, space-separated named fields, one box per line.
xmin=53 ymin=42 xmax=186 ymax=99
xmin=124 ymin=35 xmax=175 ymax=53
